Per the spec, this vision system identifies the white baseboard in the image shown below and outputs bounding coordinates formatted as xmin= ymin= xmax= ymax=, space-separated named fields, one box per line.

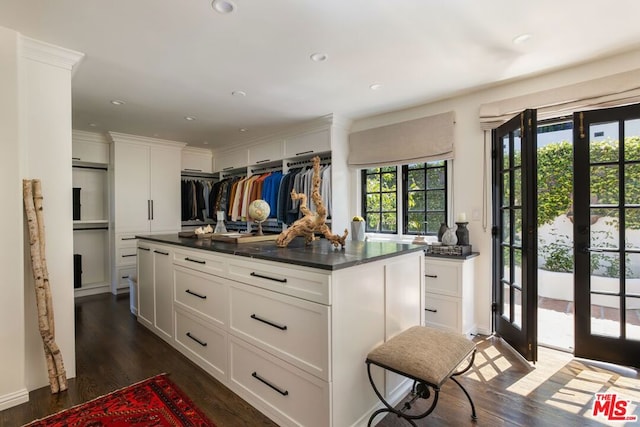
xmin=74 ymin=281 xmax=110 ymax=298
xmin=0 ymin=388 xmax=29 ymax=411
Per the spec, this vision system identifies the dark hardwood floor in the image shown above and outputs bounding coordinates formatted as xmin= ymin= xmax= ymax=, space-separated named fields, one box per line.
xmin=2 ymin=293 xmax=639 ymax=426
xmin=2 ymin=294 xmax=277 ymax=427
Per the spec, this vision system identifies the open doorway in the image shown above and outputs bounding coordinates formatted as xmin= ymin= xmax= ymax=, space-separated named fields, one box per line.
xmin=536 ymin=119 xmax=575 ymax=351
xmin=494 ymin=105 xmax=640 ymax=368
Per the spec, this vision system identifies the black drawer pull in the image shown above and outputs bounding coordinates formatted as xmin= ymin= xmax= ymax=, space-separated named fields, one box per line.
xmin=138 ymin=247 xmax=150 ymax=251
xmin=252 ymin=372 xmax=289 ymax=396
xmin=223 ymin=166 xmax=234 ymax=171
xmin=186 ymin=332 xmax=207 ymax=347
xmin=186 ymin=289 xmax=207 ymax=299
xmin=154 ymin=250 xmax=169 ymax=255
xmin=250 ymin=272 xmax=287 ymax=283
xmin=121 ymin=275 xmax=129 ymax=279
xmin=425 ymin=308 xmax=438 ymax=313
xmin=251 ymin=314 xmax=287 ymax=331
xmin=425 ymin=274 xmax=438 ymax=278
xmin=122 ymin=237 xmax=137 ymax=241
xmin=295 ymin=150 xmax=313 ymax=156
xmin=256 ymin=159 xmax=271 ymax=164
xmin=122 ymin=254 xmax=137 ymax=258
xmin=185 ymin=257 xmax=206 ymax=264
xmin=184 ymin=168 xmax=202 ymax=172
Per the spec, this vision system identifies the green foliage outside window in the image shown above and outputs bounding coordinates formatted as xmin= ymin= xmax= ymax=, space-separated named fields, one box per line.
xmin=537 ymin=136 xmax=640 ymax=228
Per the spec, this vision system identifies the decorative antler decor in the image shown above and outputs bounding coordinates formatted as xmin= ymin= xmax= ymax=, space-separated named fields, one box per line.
xmin=23 ymin=179 xmax=68 ymax=393
xmin=276 ymin=156 xmax=348 ymax=248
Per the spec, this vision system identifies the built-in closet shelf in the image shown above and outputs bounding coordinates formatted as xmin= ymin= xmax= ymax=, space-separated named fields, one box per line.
xmin=72 ymin=133 xmax=111 ymax=296
xmin=74 ymin=220 xmax=109 ymax=226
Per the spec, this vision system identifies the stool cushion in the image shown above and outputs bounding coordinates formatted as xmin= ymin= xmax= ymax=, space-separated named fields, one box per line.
xmin=366 ymin=326 xmax=475 ymax=387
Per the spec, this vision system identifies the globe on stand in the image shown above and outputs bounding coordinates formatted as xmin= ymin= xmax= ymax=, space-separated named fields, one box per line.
xmin=248 ymin=199 xmax=270 ymax=236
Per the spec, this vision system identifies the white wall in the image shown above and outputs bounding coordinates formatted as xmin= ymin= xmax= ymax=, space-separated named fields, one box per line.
xmin=351 ymin=48 xmax=640 ymax=335
xmin=0 ymin=27 xmax=83 ymax=409
xmin=0 ymin=26 xmax=27 ymax=411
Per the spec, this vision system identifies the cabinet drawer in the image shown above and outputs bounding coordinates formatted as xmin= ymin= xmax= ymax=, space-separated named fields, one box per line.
xmin=116 ymin=233 xmax=139 ymax=247
xmin=174 ymin=265 xmax=228 ymax=328
xmin=424 ymin=292 xmax=461 ymax=333
xmin=175 ymin=309 xmax=227 ymax=382
xmin=227 ymin=258 xmax=330 ymax=304
xmin=424 ymin=261 xmax=460 ymax=297
xmin=116 ymin=266 xmax=136 ymax=288
xmin=229 ymin=336 xmax=330 ymax=427
xmin=173 ymin=249 xmax=226 ymax=276
xmin=229 ymin=283 xmax=329 ymax=380
xmin=117 ymin=246 xmax=138 ymax=266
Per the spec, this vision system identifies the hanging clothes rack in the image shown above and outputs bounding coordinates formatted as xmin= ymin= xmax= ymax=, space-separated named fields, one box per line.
xmin=251 ymin=164 xmax=283 ymax=174
xmin=286 ymin=155 xmax=331 ymax=168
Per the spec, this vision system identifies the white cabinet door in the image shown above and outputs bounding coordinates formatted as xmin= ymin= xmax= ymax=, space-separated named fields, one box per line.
xmin=248 ymin=139 xmax=283 ymax=165
xmin=284 ymin=128 xmax=330 ymax=158
xmin=72 ymin=140 xmax=109 ymax=164
xmin=182 ymin=148 xmax=213 ymax=173
xmin=114 ymin=142 xmax=151 ymax=232
xmin=214 ymin=149 xmax=248 ymax=172
xmin=137 ymin=245 xmax=154 ymax=329
xmin=149 ymin=146 xmax=182 ymax=232
xmin=153 ymin=246 xmax=173 ymax=342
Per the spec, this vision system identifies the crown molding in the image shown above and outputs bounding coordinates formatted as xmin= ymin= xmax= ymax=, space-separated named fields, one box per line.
xmin=19 ymin=35 xmax=84 ymax=76
xmin=72 ymin=129 xmax=110 ymax=145
xmin=108 ymin=131 xmax=187 ymax=149
xmin=214 ymin=113 xmax=353 ymax=155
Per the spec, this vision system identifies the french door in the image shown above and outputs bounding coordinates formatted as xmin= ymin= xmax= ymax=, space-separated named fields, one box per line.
xmin=492 ymin=109 xmax=538 ymax=363
xmin=573 ymin=104 xmax=640 ymax=367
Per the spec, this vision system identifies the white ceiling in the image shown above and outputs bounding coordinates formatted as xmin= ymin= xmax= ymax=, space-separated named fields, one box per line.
xmin=2 ymin=0 xmax=640 ymax=150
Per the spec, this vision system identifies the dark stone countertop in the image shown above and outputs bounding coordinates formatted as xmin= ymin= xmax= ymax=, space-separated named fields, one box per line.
xmin=424 ymin=251 xmax=480 ymax=260
xmin=136 ymin=234 xmax=425 ymax=271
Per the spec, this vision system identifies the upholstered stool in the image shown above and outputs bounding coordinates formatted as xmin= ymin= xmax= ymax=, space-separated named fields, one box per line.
xmin=365 ymin=326 xmax=477 ymax=426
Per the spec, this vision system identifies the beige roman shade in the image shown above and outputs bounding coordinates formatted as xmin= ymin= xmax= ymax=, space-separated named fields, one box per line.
xmin=348 ymin=111 xmax=455 ymax=167
xmin=479 ymin=69 xmax=640 ymax=130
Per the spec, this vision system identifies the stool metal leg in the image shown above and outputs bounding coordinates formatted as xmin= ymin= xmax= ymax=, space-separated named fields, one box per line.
xmin=366 ymin=362 xmax=439 ymax=426
xmin=450 ymin=348 xmax=478 ymax=421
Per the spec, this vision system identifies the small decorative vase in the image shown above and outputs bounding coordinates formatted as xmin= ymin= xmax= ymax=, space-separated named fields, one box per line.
xmin=351 ymin=221 xmax=365 ymax=241
xmin=455 ymin=222 xmax=469 ymax=246
xmin=437 ymin=222 xmax=448 ymax=242
xmin=441 ymin=226 xmax=458 ymax=246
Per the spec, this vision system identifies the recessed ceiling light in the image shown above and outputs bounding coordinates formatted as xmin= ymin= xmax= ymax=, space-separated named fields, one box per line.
xmin=239 ymin=128 xmax=248 ymax=132
xmin=203 ymin=141 xmax=209 ymax=145
xmin=110 ymin=99 xmax=125 ymax=105
xmin=185 ymin=116 xmax=196 ymax=121
xmin=211 ymin=0 xmax=235 ymax=14
xmin=310 ymin=52 xmax=328 ymax=62
xmin=88 ymin=123 xmax=97 ymax=127
xmin=369 ymin=83 xmax=383 ymax=90
xmin=232 ymin=90 xmax=246 ymax=97
xmin=512 ymin=33 xmax=532 ymax=44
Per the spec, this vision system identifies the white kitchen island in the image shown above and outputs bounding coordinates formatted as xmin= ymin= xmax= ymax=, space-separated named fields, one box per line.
xmin=136 ymin=234 xmax=425 ymax=427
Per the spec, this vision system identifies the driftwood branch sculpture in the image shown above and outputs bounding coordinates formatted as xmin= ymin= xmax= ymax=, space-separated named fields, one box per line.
xmin=23 ymin=179 xmax=68 ymax=393
xmin=276 ymin=156 xmax=348 ymax=248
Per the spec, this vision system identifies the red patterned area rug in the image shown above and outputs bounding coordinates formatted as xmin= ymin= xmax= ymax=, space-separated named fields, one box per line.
xmin=23 ymin=374 xmax=216 ymax=427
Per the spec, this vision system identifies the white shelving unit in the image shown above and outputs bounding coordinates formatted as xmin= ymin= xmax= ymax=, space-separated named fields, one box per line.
xmin=72 ymin=130 xmax=111 ymax=297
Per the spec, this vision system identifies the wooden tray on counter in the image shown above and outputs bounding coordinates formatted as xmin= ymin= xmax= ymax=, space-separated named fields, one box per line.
xmin=178 ymin=231 xmax=279 ymax=243
xmin=210 ymin=233 xmax=279 ymax=243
